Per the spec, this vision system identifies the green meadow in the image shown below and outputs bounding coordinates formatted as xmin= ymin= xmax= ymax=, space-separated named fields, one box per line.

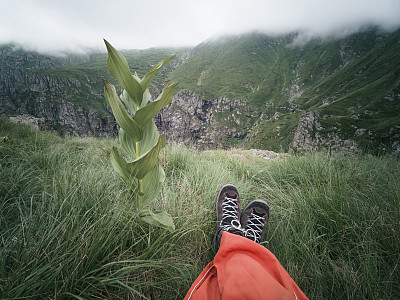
xmin=1 ymin=119 xmax=399 ymax=299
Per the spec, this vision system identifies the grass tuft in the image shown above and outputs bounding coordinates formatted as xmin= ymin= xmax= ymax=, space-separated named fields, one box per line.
xmin=1 ymin=119 xmax=399 ymax=299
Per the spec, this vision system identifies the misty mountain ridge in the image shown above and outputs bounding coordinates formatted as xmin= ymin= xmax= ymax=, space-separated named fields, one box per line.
xmin=1 ymin=26 xmax=399 ymax=155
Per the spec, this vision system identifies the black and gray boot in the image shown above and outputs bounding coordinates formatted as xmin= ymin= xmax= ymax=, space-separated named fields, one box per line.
xmin=212 ymin=184 xmax=244 ymax=251
xmin=240 ymin=199 xmax=270 ymax=244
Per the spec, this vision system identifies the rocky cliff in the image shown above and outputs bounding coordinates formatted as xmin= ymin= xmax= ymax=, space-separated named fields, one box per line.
xmin=0 ymin=44 xmax=258 ymax=146
xmin=0 ymin=45 xmax=117 ymax=137
xmin=290 ymin=111 xmax=360 ymax=153
xmin=156 ymin=89 xmax=256 ymax=148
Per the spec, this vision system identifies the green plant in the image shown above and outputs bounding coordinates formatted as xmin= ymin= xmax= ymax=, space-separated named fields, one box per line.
xmin=102 ymin=40 xmax=178 ymax=231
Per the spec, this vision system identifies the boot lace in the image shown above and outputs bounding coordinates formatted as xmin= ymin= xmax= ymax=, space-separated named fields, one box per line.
xmin=244 ymin=212 xmax=265 ymax=242
xmin=221 ymin=196 xmax=242 ymax=231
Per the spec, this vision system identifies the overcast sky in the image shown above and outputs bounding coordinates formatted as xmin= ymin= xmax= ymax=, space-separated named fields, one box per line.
xmin=1 ymin=0 xmax=400 ymax=53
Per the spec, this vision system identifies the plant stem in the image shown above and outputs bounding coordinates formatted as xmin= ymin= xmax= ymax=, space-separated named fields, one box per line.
xmin=136 ymin=113 xmax=144 ymax=209
xmin=138 ymin=179 xmax=144 ymax=208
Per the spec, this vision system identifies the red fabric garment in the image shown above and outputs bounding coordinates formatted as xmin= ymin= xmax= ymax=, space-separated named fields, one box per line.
xmin=184 ymin=231 xmax=308 ymax=300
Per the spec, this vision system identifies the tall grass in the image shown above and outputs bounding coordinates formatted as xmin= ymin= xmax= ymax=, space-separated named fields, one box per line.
xmin=0 ymin=120 xmax=196 ymax=299
xmin=1 ymin=119 xmax=399 ymax=299
xmin=253 ymin=154 xmax=400 ymax=299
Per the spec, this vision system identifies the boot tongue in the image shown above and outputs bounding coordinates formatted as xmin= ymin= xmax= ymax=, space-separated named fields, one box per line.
xmin=225 ymin=191 xmax=237 ymax=199
xmin=253 ymin=207 xmax=264 ymax=216
xmin=253 ymin=207 xmax=266 ymax=216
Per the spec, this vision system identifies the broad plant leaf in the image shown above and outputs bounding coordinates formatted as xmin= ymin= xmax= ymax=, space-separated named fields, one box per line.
xmin=103 ymin=79 xmax=143 ymax=142
xmin=139 ymin=208 xmax=175 ymax=232
xmin=119 ymin=128 xmax=136 ymax=158
xmin=120 ymin=90 xmax=136 ymax=115
xmin=142 ymin=163 xmax=165 ymax=207
xmin=111 ymin=146 xmax=165 ymax=206
xmin=126 ymin=135 xmax=166 ymax=179
xmin=110 ymin=146 xmax=130 ymax=183
xmin=110 ymin=147 xmax=138 ymax=193
xmin=141 ymin=88 xmax=151 ymax=108
xmin=104 ymin=39 xmax=143 ymax=106
xmin=139 ymin=119 xmax=159 ymax=154
xmin=140 ymin=55 xmax=175 ymax=91
xmin=120 ymin=87 xmax=151 ymax=116
xmin=134 ymin=82 xmax=179 ymax=126
xmin=119 ymin=120 xmax=159 ymax=160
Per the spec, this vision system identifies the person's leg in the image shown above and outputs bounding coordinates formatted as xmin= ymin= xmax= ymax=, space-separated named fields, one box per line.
xmin=214 ymin=231 xmax=308 ymax=300
xmin=184 ymin=185 xmax=308 ymax=300
xmin=186 ymin=184 xmax=244 ymax=300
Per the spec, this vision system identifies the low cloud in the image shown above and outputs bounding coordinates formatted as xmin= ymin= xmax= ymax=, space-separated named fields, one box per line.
xmin=1 ymin=0 xmax=399 ymax=54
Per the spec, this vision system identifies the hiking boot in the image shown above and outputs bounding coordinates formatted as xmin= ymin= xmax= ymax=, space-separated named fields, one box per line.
xmin=240 ymin=199 xmax=270 ymax=244
xmin=212 ymin=184 xmax=243 ymax=252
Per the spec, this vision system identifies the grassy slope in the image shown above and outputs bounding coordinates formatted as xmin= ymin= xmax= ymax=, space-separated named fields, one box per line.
xmin=8 ymin=47 xmax=188 ymax=118
xmin=1 ymin=120 xmax=399 ymax=299
xmin=40 ymin=47 xmax=187 ymax=87
xmin=170 ymin=28 xmax=398 ymax=105
xmin=169 ymin=29 xmax=400 ymax=153
xmin=303 ymin=29 xmax=400 ymax=152
xmin=243 ymin=112 xmax=302 ymax=152
xmin=169 ymin=33 xmax=294 ymax=104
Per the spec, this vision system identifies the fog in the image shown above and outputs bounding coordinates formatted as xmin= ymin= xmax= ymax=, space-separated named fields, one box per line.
xmin=1 ymin=0 xmax=399 ymax=53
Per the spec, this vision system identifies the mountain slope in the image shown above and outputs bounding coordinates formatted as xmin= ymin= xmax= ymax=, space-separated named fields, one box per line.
xmin=168 ymin=27 xmax=400 ymax=154
xmin=302 ymin=30 xmax=400 ymax=152
xmin=0 ymin=45 xmax=187 ymax=136
xmin=1 ymin=28 xmax=399 ymax=154
xmin=169 ymin=33 xmax=295 ymax=104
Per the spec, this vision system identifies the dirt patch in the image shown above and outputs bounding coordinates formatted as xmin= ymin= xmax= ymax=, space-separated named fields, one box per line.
xmin=245 ymin=149 xmax=281 ymax=160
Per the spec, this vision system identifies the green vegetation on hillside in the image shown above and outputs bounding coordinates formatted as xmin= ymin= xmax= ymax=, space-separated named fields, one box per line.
xmin=1 ymin=27 xmax=399 ymax=153
xmin=1 ymin=120 xmax=399 ymax=299
xmin=169 ymin=28 xmax=400 ymax=154
xmin=40 ymin=47 xmax=188 ymax=88
xmin=244 ymin=112 xmax=302 ymax=152
xmin=169 ymin=33 xmax=295 ymax=104
xmin=1 ymin=44 xmax=187 ymax=119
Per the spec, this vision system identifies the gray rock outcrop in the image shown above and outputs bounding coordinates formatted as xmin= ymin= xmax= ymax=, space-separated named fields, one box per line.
xmin=156 ymin=89 xmax=256 ymax=148
xmin=290 ymin=111 xmax=322 ymax=151
xmin=0 ymin=45 xmax=117 ymax=137
xmin=290 ymin=111 xmax=360 ymax=153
